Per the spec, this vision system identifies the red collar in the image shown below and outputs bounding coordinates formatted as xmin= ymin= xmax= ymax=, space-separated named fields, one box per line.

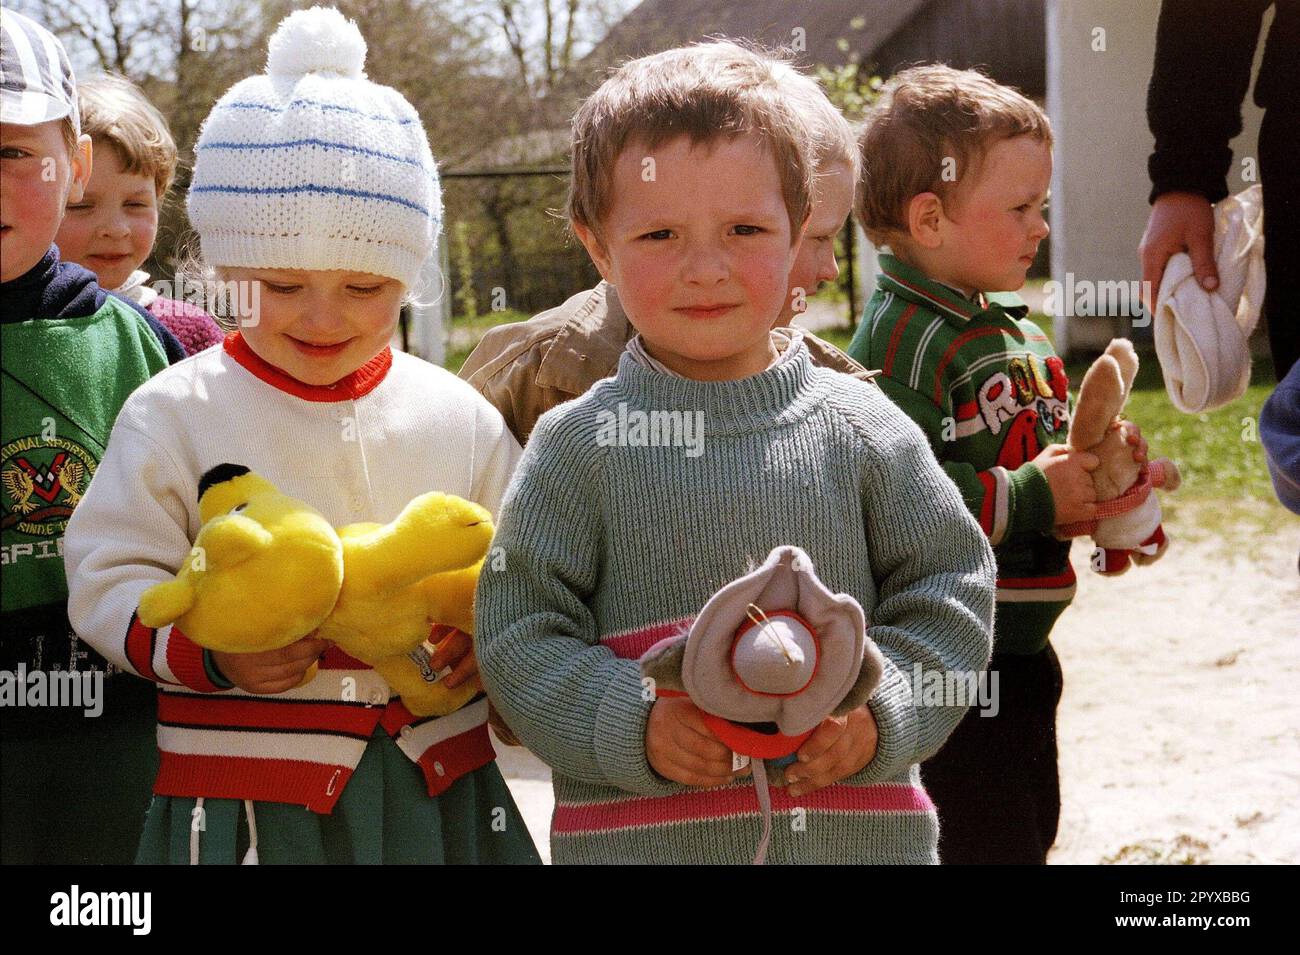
xmin=222 ymin=332 xmax=392 ymax=402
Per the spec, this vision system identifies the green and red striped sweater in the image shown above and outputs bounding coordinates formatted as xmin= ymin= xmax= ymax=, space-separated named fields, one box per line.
xmin=847 ymin=254 xmax=1074 ymax=655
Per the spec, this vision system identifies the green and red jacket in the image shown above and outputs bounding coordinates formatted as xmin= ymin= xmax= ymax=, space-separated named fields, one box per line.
xmin=2 ymin=248 xmax=175 ymax=676
xmin=847 ymin=254 xmax=1073 ymax=654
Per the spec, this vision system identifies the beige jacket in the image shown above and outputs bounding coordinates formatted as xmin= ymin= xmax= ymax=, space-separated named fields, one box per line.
xmin=459 ymin=281 xmax=879 ymax=445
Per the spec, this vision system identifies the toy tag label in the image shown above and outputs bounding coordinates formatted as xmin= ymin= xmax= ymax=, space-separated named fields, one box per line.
xmin=731 ymin=751 xmax=750 ymax=772
xmin=409 ymin=645 xmax=453 ymax=685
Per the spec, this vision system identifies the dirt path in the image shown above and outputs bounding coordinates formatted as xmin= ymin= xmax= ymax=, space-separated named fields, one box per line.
xmin=495 ymin=503 xmax=1300 ymax=865
xmin=1051 ymin=510 xmax=1300 ymax=863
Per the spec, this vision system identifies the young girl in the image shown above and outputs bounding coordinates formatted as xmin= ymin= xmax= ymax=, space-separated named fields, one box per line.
xmin=63 ymin=7 xmax=539 ymax=865
xmin=55 ymin=74 xmax=223 ymax=356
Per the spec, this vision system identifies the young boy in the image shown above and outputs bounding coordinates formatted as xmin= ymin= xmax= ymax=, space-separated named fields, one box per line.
xmin=846 ymin=65 xmax=1146 ymax=864
xmin=474 ymin=43 xmax=997 ymax=864
xmin=458 ymin=44 xmax=868 ymax=446
xmin=0 ymin=10 xmax=183 ymax=863
xmin=55 ymin=75 xmax=223 ymax=355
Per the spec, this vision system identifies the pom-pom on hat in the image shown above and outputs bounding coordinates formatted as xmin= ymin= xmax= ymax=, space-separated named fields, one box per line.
xmin=187 ymin=6 xmax=439 ymax=288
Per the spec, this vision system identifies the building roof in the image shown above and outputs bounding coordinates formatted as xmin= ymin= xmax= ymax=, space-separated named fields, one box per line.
xmin=583 ymin=0 xmax=1045 ymax=97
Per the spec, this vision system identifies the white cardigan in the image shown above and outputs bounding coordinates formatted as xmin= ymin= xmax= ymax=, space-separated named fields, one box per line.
xmin=62 ymin=336 xmax=522 ymax=811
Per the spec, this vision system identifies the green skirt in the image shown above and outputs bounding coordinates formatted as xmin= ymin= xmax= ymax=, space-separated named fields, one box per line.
xmin=137 ymin=728 xmax=541 ymax=864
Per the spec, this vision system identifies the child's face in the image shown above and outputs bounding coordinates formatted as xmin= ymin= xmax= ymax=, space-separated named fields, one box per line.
xmin=781 ymin=160 xmax=854 ymax=326
xmin=222 ymin=267 xmax=404 ymax=386
xmin=574 ymin=132 xmax=804 ymax=380
xmin=914 ymin=135 xmax=1051 ymax=294
xmin=56 ymin=142 xmax=159 ymax=291
xmin=0 ymin=120 xmax=92 ymax=283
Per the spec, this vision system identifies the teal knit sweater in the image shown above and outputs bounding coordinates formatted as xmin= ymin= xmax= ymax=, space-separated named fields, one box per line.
xmin=475 ymin=337 xmax=996 ymax=864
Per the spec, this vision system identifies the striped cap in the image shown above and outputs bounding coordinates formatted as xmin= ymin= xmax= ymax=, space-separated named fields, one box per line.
xmin=0 ymin=10 xmax=78 ymax=133
xmin=187 ymin=6 xmax=439 ymax=289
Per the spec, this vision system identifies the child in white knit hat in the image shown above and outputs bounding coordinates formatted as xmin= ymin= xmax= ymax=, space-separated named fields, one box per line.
xmin=63 ymin=6 xmax=540 ymax=864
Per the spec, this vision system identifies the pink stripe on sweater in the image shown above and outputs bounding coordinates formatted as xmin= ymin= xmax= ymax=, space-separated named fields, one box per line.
xmin=599 ymin=618 xmax=694 ymax=660
xmin=552 ymin=783 xmax=934 ymax=834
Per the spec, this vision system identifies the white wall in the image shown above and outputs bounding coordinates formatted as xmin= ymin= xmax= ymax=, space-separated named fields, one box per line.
xmin=1046 ymin=0 xmax=1268 ymax=356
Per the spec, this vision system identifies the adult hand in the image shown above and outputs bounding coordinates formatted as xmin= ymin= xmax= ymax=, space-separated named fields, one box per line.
xmin=1139 ymin=191 xmax=1218 ymax=312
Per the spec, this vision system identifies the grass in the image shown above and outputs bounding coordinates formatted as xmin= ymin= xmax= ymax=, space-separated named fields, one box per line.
xmin=821 ymin=317 xmax=1287 ymax=537
xmin=449 ymin=307 xmax=532 ymax=337
xmin=445 ymin=345 xmax=474 ymax=375
xmin=444 ymin=308 xmax=531 ymax=374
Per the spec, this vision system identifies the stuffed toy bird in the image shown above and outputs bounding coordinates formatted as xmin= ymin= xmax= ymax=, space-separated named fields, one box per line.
xmin=139 ymin=464 xmax=494 ymax=715
xmin=1056 ymin=340 xmax=1181 ymax=574
xmin=137 ymin=464 xmax=343 ymax=657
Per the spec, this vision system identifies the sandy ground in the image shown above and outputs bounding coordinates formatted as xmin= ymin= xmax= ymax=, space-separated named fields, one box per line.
xmin=1051 ymin=512 xmax=1300 ymax=864
xmin=493 ymin=503 xmax=1300 ymax=865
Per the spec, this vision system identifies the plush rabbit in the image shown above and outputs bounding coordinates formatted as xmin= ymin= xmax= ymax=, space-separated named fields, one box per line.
xmin=1058 ymin=340 xmax=1181 ymax=575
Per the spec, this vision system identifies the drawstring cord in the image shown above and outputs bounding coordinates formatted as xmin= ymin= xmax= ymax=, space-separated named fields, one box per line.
xmin=187 ymin=796 xmax=260 ymax=864
xmin=189 ymin=797 xmax=204 ymax=865
xmin=242 ymin=800 xmax=259 ymax=865
xmin=751 ymin=757 xmax=771 ymax=865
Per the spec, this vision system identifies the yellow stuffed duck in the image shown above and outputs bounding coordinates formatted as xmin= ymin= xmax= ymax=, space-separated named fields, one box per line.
xmin=139 ymin=464 xmax=494 ymax=716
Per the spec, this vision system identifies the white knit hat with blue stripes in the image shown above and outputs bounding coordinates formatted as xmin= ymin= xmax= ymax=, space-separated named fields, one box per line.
xmin=187 ymin=6 xmax=439 ymax=289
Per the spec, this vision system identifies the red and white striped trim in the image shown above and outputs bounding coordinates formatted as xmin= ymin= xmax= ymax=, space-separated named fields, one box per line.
xmin=976 ymin=467 xmax=1011 ymax=546
xmin=152 ymin=681 xmax=493 ymax=811
xmin=600 ymin=617 xmax=694 ymax=660
xmin=996 ymin=567 xmax=1078 ymax=603
xmin=552 ymin=783 xmax=934 ymax=836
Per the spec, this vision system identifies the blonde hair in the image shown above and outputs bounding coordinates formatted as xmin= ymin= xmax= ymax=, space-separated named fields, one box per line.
xmin=58 ymin=115 xmax=79 ymax=156
xmin=78 ymin=74 xmax=178 ymax=198
xmin=856 ymin=64 xmax=1051 ymax=245
xmin=567 ymin=40 xmax=819 ymax=242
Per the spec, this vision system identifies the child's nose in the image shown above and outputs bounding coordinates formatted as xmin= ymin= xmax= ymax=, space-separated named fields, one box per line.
xmin=100 ymin=214 xmax=130 ymax=238
xmin=818 ymin=248 xmax=841 ymax=284
xmin=682 ymin=244 xmax=729 ymax=286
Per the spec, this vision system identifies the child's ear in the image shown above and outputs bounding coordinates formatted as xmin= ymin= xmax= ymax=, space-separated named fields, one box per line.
xmin=67 ymin=133 xmax=93 ymax=204
xmin=571 ymin=221 xmax=613 ymax=284
xmin=906 ymin=192 xmax=944 ymax=250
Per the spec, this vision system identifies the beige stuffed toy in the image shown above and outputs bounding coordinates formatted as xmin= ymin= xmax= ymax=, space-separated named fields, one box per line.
xmin=1058 ymin=339 xmax=1181 ymax=575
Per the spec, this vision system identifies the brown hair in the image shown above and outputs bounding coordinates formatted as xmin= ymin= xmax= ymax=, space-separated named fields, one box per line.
xmin=567 ymin=40 xmax=819 ymax=243
xmin=78 ymin=74 xmax=177 ymax=198
xmin=855 ymin=64 xmax=1051 ymax=245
